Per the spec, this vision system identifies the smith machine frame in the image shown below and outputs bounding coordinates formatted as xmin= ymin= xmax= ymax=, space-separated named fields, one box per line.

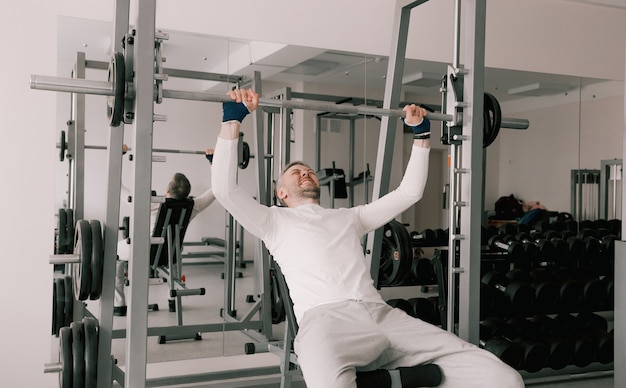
xmin=31 ymin=0 xmax=549 ymax=387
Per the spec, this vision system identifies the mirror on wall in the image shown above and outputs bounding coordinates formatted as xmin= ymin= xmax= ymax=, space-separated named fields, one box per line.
xmin=56 ymin=16 xmax=623 ymax=363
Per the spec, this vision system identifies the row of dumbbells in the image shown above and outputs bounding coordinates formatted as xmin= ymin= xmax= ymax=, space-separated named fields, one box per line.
xmin=480 ymin=268 xmax=613 ymax=318
xmin=485 ymin=229 xmax=616 ymax=274
xmin=480 ymin=312 xmax=613 ymax=373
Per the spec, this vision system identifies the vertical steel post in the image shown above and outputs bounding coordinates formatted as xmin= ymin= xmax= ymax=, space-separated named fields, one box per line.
xmin=614 ymin=40 xmax=626 ymax=388
xmin=96 ymin=2 xmax=130 ymax=387
xmin=124 ymin=1 xmax=157 ymax=386
xmin=366 ymin=0 xmax=429 ymax=282
xmin=71 ymin=52 xmax=86 ymax=221
xmin=456 ymin=0 xmax=485 ymax=344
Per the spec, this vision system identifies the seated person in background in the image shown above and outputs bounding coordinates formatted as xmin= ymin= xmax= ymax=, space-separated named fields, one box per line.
xmin=518 ymin=200 xmax=548 ymax=226
xmin=211 ymin=88 xmax=524 ymax=388
xmin=114 ymin=145 xmax=216 ymax=316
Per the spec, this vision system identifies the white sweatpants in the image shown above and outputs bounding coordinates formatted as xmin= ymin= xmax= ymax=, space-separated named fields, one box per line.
xmin=294 ymin=300 xmax=524 ymax=388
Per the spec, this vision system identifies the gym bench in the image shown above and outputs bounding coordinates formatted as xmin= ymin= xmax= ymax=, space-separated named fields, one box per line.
xmin=150 ymin=198 xmax=206 ymax=343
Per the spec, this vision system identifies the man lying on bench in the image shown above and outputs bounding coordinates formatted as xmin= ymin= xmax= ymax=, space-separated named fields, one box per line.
xmin=211 ymin=89 xmax=524 ymax=388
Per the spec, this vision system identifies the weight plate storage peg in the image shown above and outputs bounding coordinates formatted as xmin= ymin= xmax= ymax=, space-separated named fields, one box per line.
xmin=107 ymin=52 xmax=126 ymax=127
xmin=73 ymin=220 xmax=93 ymax=301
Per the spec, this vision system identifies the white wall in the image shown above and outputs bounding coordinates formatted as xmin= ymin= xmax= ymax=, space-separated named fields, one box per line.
xmin=3 ymin=1 xmax=626 ymax=387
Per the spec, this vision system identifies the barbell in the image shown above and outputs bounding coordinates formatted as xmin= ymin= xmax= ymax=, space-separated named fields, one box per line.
xmin=58 ymin=129 xmax=252 ymax=169
xmin=30 ymin=52 xmax=529 ymax=131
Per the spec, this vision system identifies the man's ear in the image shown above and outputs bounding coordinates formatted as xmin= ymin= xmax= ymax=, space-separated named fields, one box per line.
xmin=276 ymin=186 xmax=287 ymax=202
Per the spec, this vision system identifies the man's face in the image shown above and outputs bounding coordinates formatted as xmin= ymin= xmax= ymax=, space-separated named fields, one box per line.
xmin=278 ymin=164 xmax=321 ymax=205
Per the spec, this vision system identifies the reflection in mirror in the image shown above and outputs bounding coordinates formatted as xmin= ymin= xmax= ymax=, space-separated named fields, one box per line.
xmin=56 ymin=15 xmax=623 ymax=375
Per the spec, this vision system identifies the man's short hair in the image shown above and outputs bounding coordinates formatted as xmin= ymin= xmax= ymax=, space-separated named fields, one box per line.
xmin=168 ymin=173 xmax=191 ymax=199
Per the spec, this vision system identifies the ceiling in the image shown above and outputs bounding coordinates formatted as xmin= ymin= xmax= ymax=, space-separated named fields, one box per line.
xmin=58 ymin=13 xmax=618 ymax=112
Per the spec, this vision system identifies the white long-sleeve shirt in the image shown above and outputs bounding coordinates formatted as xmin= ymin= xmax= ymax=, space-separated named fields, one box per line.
xmin=212 ymin=136 xmax=430 ymax=322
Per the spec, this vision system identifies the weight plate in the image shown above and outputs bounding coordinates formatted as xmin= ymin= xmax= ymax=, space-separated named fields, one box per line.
xmin=63 ymin=275 xmax=74 ymax=328
xmin=59 ymin=130 xmax=66 ymax=162
xmin=82 ymin=317 xmax=98 ymax=388
xmin=89 ymin=220 xmax=103 ymax=300
xmin=239 ymin=141 xmax=250 ymax=169
xmin=107 ymin=52 xmax=126 ymax=127
xmin=59 ymin=326 xmax=73 ymax=388
xmin=73 ymin=220 xmax=92 ymax=301
xmin=65 ymin=209 xmax=75 ymax=254
xmin=52 ymin=280 xmax=58 ymax=335
xmin=71 ymin=321 xmax=85 ymax=388
xmin=483 ymin=92 xmax=502 ymax=148
xmin=57 ymin=208 xmax=67 ymax=254
xmin=269 ymin=270 xmax=285 ymax=324
xmin=54 ymin=278 xmax=65 ymax=336
xmin=378 ymin=220 xmax=412 ymax=286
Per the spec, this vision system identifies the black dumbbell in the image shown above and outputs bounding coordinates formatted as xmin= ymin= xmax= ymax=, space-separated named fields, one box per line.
xmin=411 ymin=258 xmax=436 ymax=285
xmin=408 ymin=297 xmax=440 ymax=325
xmin=552 ymin=313 xmax=600 ymax=368
xmin=504 ymin=317 xmax=550 ymax=373
xmin=480 ymin=283 xmax=509 ymax=319
xmin=523 ymin=268 xmax=560 ymax=314
xmin=575 ymin=312 xmax=613 ymax=364
xmin=550 ymin=269 xmax=584 ymax=313
xmin=411 ymin=229 xmax=437 ymax=245
xmin=488 ymin=235 xmax=525 ymax=259
xmin=482 ymin=271 xmax=535 ymax=315
xmin=479 ymin=317 xmax=525 ymax=370
xmin=526 ymin=315 xmax=574 ymax=370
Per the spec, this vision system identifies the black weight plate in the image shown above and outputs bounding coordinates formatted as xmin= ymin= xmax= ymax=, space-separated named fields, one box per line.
xmin=82 ymin=317 xmax=98 ymax=388
xmin=59 ymin=130 xmax=66 ymax=162
xmin=65 ymin=209 xmax=75 ymax=254
xmin=73 ymin=220 xmax=92 ymax=301
xmin=71 ymin=321 xmax=85 ymax=388
xmin=239 ymin=141 xmax=250 ymax=169
xmin=58 ymin=209 xmax=67 ymax=254
xmin=59 ymin=326 xmax=73 ymax=388
xmin=379 ymin=221 xmax=412 ymax=286
xmin=52 ymin=280 xmax=58 ymax=336
xmin=389 ymin=221 xmax=413 ymax=286
xmin=107 ymin=52 xmax=126 ymax=127
xmin=63 ymin=275 xmax=74 ymax=327
xmin=89 ymin=220 xmax=104 ymax=300
xmin=379 ymin=222 xmax=400 ymax=286
xmin=54 ymin=278 xmax=65 ymax=336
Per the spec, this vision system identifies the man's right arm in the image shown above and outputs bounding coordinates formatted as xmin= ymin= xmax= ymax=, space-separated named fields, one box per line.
xmin=212 ymin=89 xmax=269 ymax=240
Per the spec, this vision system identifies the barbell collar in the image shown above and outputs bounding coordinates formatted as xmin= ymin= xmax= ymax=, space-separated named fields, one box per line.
xmin=30 ymin=74 xmax=529 ymax=129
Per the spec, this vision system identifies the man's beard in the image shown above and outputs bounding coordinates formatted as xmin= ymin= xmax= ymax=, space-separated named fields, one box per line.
xmin=299 ymin=185 xmax=320 ymax=200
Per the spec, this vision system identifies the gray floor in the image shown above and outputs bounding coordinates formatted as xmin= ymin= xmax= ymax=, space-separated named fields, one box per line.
xmin=90 ymin=255 xmax=615 ymax=387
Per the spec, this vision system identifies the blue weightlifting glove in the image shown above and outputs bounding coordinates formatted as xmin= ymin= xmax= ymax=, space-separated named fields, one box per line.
xmin=205 ymin=153 xmax=213 ymax=164
xmin=403 ymin=116 xmax=431 ymax=139
xmin=222 ymin=101 xmax=250 ymax=123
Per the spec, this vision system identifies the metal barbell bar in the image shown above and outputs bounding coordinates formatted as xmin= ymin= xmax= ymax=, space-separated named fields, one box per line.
xmin=29 ymin=74 xmax=529 ymax=130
